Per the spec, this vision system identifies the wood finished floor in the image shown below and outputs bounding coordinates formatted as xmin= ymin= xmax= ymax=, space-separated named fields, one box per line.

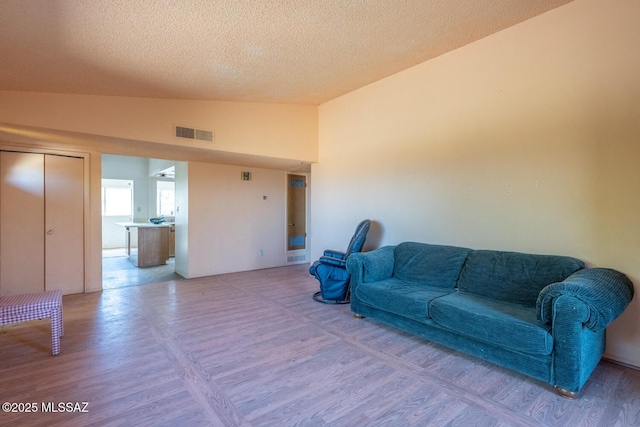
xmin=1 ymin=264 xmax=639 ymax=426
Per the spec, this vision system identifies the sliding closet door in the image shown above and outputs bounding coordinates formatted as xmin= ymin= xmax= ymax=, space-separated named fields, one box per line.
xmin=0 ymin=152 xmax=45 ymax=296
xmin=44 ymin=155 xmax=84 ymax=294
xmin=0 ymin=152 xmax=84 ymax=297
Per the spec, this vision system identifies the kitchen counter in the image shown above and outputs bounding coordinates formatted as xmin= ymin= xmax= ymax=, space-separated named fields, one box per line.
xmin=116 ymin=222 xmax=173 ymax=228
xmin=116 ymin=222 xmax=171 ymax=267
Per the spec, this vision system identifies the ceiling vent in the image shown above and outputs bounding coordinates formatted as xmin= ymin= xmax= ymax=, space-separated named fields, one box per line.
xmin=175 ymin=125 xmax=214 ymax=143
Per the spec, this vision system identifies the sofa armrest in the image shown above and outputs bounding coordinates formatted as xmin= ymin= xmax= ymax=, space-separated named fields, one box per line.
xmin=346 ymin=246 xmax=395 ymax=284
xmin=537 ymin=268 xmax=634 ymax=333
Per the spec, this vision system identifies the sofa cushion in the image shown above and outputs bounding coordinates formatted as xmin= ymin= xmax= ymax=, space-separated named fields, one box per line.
xmin=430 ymin=292 xmax=553 ymax=355
xmin=457 ymin=250 xmax=584 ymax=307
xmin=393 ymin=242 xmax=472 ymax=289
xmin=355 ymin=278 xmax=453 ymax=322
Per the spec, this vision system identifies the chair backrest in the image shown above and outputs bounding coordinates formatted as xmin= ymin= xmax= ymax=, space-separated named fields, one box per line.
xmin=344 ymin=219 xmax=371 ymax=257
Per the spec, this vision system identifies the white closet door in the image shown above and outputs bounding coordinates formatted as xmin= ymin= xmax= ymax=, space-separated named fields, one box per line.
xmin=44 ymin=155 xmax=84 ymax=294
xmin=0 ymin=152 xmax=45 ymax=296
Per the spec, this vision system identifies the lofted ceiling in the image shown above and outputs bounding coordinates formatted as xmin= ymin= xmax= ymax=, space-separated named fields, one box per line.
xmin=0 ymin=0 xmax=573 ymax=105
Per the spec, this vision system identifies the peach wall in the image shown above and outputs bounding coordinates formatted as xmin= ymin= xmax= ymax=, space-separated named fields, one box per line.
xmin=0 ymin=91 xmax=318 ymax=162
xmin=314 ymin=0 xmax=640 ymax=367
xmin=182 ymin=162 xmax=288 ymax=278
xmin=174 ymin=162 xmax=190 ymax=277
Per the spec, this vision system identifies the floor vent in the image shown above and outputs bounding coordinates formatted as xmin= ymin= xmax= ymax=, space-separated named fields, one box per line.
xmin=287 ymin=254 xmax=306 ymax=263
xmin=175 ymin=125 xmax=214 ymax=142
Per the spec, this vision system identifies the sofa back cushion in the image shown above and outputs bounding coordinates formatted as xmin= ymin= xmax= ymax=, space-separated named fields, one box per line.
xmin=393 ymin=242 xmax=472 ymax=289
xmin=457 ymin=250 xmax=584 ymax=306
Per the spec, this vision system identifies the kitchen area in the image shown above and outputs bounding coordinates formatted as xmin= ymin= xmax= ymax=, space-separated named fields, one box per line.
xmin=102 ymin=154 xmax=182 ymax=289
xmin=116 ymin=221 xmax=174 ymax=268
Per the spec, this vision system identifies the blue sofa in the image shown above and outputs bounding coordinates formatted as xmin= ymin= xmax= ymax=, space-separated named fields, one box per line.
xmin=346 ymin=242 xmax=634 ymax=397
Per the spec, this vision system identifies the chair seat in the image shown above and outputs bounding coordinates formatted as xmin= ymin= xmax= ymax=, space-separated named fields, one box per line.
xmin=310 ymin=219 xmax=372 ymax=304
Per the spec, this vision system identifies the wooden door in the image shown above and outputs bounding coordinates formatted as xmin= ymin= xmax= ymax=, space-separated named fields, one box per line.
xmin=44 ymin=155 xmax=84 ymax=294
xmin=287 ymin=174 xmax=306 ymax=251
xmin=0 ymin=152 xmax=45 ymax=296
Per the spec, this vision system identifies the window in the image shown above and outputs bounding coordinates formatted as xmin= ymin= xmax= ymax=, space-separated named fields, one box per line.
xmin=101 ymin=179 xmax=133 ymax=216
xmin=157 ymin=181 xmax=175 ymax=217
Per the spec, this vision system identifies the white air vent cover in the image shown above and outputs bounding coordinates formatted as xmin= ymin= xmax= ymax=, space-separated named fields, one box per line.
xmin=175 ymin=125 xmax=214 ymax=142
xmin=287 ymin=254 xmax=307 ymax=263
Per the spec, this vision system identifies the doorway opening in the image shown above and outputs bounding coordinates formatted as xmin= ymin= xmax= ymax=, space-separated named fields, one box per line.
xmin=286 ymin=173 xmax=309 ymax=264
xmin=101 ymin=155 xmax=182 ymax=290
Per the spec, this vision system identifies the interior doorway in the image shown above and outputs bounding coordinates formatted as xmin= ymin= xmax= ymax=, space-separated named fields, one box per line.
xmin=287 ymin=174 xmax=306 ymax=251
xmin=101 ymin=154 xmax=182 ymax=289
xmin=286 ymin=173 xmax=309 ymax=265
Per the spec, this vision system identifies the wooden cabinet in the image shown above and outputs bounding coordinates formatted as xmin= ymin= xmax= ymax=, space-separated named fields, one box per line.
xmin=120 ymin=223 xmax=170 ymax=267
xmin=0 ymin=152 xmax=84 ymax=296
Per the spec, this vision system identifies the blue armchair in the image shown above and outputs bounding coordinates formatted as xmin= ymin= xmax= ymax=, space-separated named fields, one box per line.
xmin=310 ymin=219 xmax=372 ymax=304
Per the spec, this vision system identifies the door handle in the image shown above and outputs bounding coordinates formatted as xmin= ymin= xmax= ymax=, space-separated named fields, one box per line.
xmin=47 ymin=229 xmax=54 ymax=235
xmin=288 ymin=223 xmax=294 ymax=226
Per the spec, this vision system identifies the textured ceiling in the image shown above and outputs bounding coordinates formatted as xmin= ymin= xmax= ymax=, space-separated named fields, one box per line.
xmin=0 ymin=0 xmax=573 ymax=105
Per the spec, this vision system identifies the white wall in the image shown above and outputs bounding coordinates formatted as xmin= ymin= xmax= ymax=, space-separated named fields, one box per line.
xmin=314 ymin=0 xmax=640 ymax=367
xmin=148 ymin=158 xmax=175 ymax=177
xmin=102 ymin=154 xmax=153 ymax=219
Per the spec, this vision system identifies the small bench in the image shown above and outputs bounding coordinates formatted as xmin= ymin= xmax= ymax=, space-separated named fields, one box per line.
xmin=0 ymin=290 xmax=64 ymax=355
